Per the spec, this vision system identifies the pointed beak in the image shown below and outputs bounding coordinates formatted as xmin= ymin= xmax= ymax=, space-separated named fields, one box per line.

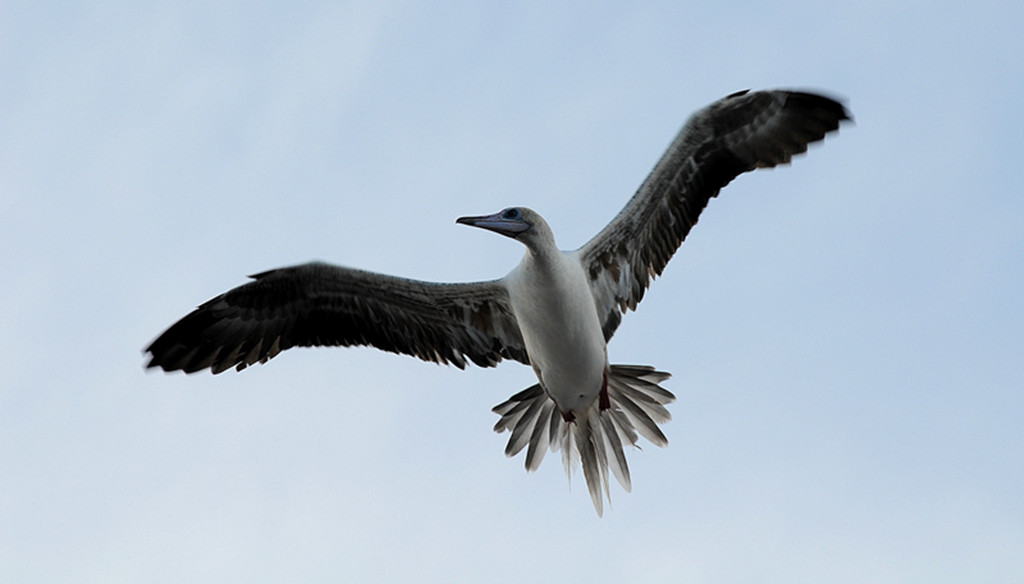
xmin=456 ymin=212 xmax=529 ymax=238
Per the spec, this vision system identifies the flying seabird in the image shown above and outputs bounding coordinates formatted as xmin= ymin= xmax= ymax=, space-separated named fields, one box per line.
xmin=145 ymin=89 xmax=849 ymax=515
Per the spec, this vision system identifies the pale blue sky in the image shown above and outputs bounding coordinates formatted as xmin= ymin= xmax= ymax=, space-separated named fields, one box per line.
xmin=3 ymin=2 xmax=1022 ymax=582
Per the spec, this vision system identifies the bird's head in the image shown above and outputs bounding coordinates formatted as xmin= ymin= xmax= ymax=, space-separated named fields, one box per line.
xmin=456 ymin=206 xmax=555 ymax=253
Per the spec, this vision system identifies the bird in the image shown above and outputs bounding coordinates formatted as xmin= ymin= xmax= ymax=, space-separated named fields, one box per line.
xmin=145 ymin=89 xmax=849 ymax=515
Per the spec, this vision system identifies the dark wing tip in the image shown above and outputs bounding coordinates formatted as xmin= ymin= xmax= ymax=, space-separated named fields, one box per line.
xmin=781 ymin=90 xmax=852 ymax=121
xmin=775 ymin=91 xmax=853 ymax=145
xmin=720 ymin=89 xmax=851 ymax=170
xmin=730 ymin=89 xmax=850 ymax=124
xmin=143 ymin=299 xmax=245 ymax=374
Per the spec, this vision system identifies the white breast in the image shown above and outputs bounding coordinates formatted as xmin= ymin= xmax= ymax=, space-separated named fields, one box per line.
xmin=505 ymin=250 xmax=608 ymax=414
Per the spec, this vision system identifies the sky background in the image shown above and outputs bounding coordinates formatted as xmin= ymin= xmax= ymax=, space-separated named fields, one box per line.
xmin=3 ymin=2 xmax=1022 ymax=582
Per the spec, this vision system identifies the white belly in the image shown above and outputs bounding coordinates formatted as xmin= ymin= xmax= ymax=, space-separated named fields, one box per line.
xmin=506 ymin=252 xmax=608 ymax=414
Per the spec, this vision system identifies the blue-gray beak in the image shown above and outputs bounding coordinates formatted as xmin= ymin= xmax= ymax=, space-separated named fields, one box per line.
xmin=456 ymin=211 xmax=530 ymax=238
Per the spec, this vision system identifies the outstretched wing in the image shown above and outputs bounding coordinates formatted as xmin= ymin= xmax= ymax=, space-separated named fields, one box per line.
xmin=578 ymin=90 xmax=849 ymax=339
xmin=145 ymin=262 xmax=528 ymax=374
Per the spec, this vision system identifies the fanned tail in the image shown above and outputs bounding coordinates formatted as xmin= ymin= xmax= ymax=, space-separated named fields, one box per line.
xmin=491 ymin=364 xmax=675 ymax=516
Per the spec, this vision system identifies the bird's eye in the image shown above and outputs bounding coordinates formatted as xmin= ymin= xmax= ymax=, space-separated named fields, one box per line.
xmin=502 ymin=208 xmax=520 ymax=220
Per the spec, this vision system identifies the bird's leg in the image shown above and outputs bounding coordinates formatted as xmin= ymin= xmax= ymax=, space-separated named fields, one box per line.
xmin=599 ymin=368 xmax=611 ymax=411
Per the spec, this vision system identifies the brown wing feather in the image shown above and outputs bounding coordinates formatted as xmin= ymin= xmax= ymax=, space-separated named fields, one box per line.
xmin=578 ymin=90 xmax=850 ymax=339
xmin=145 ymin=262 xmax=527 ymax=374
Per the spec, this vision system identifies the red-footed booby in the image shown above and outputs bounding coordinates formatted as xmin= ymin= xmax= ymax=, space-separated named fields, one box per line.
xmin=145 ymin=89 xmax=849 ymax=515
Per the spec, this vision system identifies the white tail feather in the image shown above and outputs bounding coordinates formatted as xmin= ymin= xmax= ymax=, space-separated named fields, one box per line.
xmin=491 ymin=364 xmax=675 ymax=515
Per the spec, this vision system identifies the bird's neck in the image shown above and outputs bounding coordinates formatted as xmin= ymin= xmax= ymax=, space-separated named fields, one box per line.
xmin=522 ymin=236 xmax=563 ymax=270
